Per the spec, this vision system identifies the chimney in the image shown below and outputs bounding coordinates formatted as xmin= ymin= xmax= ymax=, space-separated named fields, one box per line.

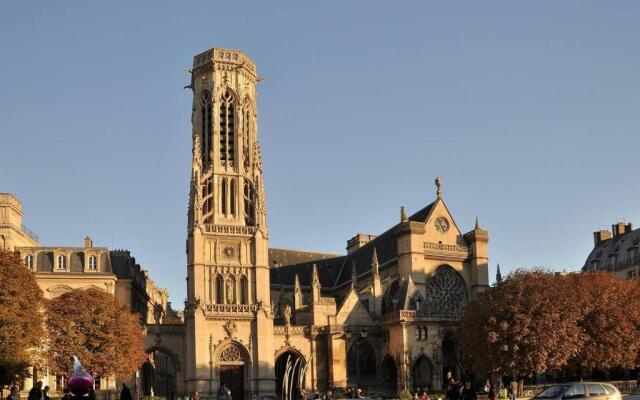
xmin=593 ymin=230 xmax=612 ymax=246
xmin=625 ymin=223 xmax=634 ymax=234
xmin=346 ymin=233 xmax=376 ymax=254
xmin=612 ymin=223 xmax=627 ymax=237
xmin=84 ymin=236 xmax=93 ymax=248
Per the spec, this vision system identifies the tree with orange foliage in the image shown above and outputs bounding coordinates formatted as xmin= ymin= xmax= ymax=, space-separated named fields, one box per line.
xmin=567 ymin=272 xmax=640 ymax=373
xmin=462 ymin=269 xmax=640 ymax=383
xmin=46 ymin=288 xmax=147 ymax=378
xmin=0 ymin=250 xmax=45 ymax=386
xmin=461 ymin=270 xmax=582 ymax=380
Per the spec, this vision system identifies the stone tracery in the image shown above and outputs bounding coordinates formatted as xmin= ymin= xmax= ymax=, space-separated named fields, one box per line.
xmin=424 ymin=266 xmax=467 ymax=318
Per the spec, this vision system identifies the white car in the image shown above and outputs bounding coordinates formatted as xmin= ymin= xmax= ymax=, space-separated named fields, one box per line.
xmin=534 ymin=382 xmax=622 ymax=400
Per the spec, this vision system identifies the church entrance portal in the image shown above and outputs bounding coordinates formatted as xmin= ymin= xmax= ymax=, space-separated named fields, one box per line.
xmin=382 ymin=355 xmax=398 ymax=394
xmin=220 ymin=365 xmax=244 ymax=400
xmin=412 ymin=356 xmax=433 ymax=392
xmin=275 ymin=351 xmax=305 ymax=400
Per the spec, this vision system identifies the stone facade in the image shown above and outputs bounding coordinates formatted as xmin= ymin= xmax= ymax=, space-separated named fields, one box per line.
xmin=182 ymin=48 xmax=490 ymax=400
xmin=0 ymin=193 xmax=184 ymax=398
xmin=1 ymin=47 xmax=491 ymax=400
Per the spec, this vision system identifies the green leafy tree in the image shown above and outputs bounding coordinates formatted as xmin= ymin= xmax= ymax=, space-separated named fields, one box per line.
xmin=0 ymin=250 xmax=45 ymax=386
xmin=46 ymin=288 xmax=147 ymax=378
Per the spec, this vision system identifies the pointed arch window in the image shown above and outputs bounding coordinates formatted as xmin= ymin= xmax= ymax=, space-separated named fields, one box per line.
xmin=244 ymin=181 xmax=256 ymax=226
xmin=25 ymin=254 xmax=33 ymax=269
xmin=240 ymin=275 xmax=248 ymax=304
xmin=200 ymin=91 xmax=212 ymax=164
xmin=230 ymin=178 xmax=236 ymax=216
xmin=242 ymin=101 xmax=252 ymax=171
xmin=203 ymin=178 xmax=214 ymax=222
xmin=221 ymin=178 xmax=228 ymax=215
xmin=219 ymin=90 xmax=235 ymax=163
xmin=215 ymin=275 xmax=224 ymax=304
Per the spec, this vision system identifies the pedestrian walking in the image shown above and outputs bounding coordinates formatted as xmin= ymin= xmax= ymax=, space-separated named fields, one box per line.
xmin=461 ymin=382 xmax=476 ymax=400
xmin=498 ymin=385 xmax=508 ymax=400
xmin=6 ymin=387 xmax=18 ymax=400
xmin=488 ymin=385 xmax=497 ymax=400
xmin=61 ymin=388 xmax=73 ymax=400
xmin=28 ymin=381 xmax=43 ymax=400
xmin=120 ymin=384 xmax=132 ymax=400
xmin=43 ymin=386 xmax=50 ymax=400
xmin=508 ymin=380 xmax=518 ymax=400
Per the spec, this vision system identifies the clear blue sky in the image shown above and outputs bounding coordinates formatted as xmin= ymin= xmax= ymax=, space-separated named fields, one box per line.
xmin=2 ymin=1 xmax=639 ymax=305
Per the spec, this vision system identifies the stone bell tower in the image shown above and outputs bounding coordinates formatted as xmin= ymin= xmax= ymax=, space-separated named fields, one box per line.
xmin=184 ymin=48 xmax=274 ymax=400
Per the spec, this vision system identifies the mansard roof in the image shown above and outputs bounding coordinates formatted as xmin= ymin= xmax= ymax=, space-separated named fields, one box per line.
xmin=584 ymin=225 xmax=640 ymax=271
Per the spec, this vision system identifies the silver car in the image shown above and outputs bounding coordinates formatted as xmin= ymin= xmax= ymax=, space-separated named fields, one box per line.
xmin=534 ymin=382 xmax=622 ymax=400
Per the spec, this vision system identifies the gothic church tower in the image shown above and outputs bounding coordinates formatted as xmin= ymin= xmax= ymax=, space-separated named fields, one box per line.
xmin=185 ymin=48 xmax=274 ymax=399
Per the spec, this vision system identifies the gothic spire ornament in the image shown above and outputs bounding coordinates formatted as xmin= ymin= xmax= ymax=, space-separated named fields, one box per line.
xmin=435 ymin=176 xmax=442 ymax=198
xmin=401 ymin=206 xmax=408 ymax=222
xmin=311 ymin=263 xmax=320 ymax=288
xmin=351 ymin=260 xmax=357 ymax=289
xmin=371 ymin=247 xmax=379 ymax=277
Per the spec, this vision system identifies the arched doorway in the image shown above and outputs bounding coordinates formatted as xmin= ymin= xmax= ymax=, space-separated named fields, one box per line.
xmin=216 ymin=341 xmax=249 ymax=400
xmin=275 ymin=350 xmax=306 ymax=400
xmin=347 ymin=339 xmax=377 ymax=386
xmin=442 ymin=332 xmax=458 ymax=383
xmin=141 ymin=349 xmax=177 ymax=399
xmin=382 ymin=355 xmax=397 ymax=393
xmin=412 ymin=356 xmax=433 ymax=393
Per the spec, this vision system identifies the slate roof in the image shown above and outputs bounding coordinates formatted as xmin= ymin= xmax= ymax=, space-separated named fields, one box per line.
xmin=269 ymin=201 xmax=436 ymax=290
xmin=269 ymin=248 xmax=340 ymax=267
xmin=408 ymin=202 xmax=435 ymax=222
xmin=31 ymin=249 xmax=112 ymax=273
xmin=584 ymin=227 xmax=640 ymax=271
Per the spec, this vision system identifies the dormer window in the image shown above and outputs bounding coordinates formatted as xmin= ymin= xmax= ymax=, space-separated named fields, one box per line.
xmin=25 ymin=254 xmax=33 ymax=269
xmin=88 ymin=255 xmax=97 ymax=270
xmin=57 ymin=255 xmax=67 ymax=270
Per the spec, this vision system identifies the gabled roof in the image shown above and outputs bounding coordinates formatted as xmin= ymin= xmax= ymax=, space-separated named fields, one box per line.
xmin=408 ymin=201 xmax=436 ymax=222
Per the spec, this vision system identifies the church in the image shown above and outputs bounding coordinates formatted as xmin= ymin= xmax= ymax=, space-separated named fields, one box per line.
xmin=181 ymin=47 xmax=490 ymax=400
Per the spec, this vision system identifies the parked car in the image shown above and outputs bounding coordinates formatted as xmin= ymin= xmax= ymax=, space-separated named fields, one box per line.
xmin=623 ymin=385 xmax=640 ymax=400
xmin=534 ymin=382 xmax=622 ymax=400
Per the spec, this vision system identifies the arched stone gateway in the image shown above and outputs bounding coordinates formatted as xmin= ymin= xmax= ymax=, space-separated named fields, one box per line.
xmin=215 ymin=341 xmax=250 ymax=400
xmin=412 ymin=356 xmax=433 ymax=393
xmin=142 ymin=347 xmax=178 ymax=400
xmin=275 ymin=349 xmax=306 ymax=400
